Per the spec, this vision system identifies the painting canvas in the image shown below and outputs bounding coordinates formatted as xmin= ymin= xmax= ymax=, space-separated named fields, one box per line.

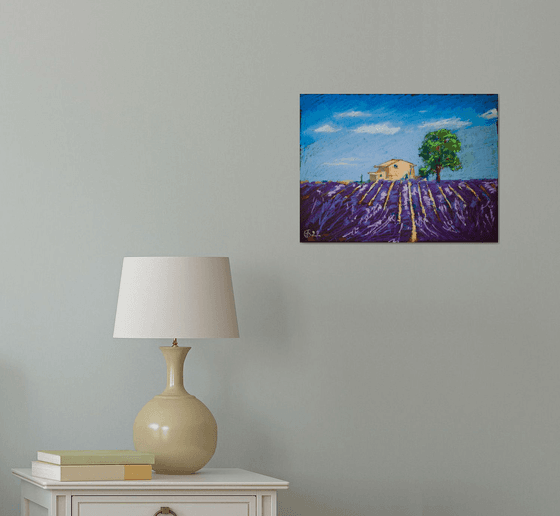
xmin=300 ymin=94 xmax=498 ymax=243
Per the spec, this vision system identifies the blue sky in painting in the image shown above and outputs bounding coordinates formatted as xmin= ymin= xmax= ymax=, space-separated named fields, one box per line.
xmin=300 ymin=94 xmax=498 ymax=182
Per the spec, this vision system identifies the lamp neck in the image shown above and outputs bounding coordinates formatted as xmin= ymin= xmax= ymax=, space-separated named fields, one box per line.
xmin=159 ymin=346 xmax=191 ymax=396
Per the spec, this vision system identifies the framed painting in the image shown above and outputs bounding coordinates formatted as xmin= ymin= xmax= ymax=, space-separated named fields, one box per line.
xmin=300 ymin=94 xmax=498 ymax=243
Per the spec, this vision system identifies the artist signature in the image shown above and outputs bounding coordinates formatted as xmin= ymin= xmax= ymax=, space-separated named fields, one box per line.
xmin=303 ymin=229 xmax=321 ymax=239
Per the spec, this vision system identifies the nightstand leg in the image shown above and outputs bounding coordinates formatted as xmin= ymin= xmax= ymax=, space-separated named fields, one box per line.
xmin=258 ymin=491 xmax=278 ymax=516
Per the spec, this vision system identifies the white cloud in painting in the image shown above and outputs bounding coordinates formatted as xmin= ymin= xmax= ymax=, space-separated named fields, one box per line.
xmin=419 ymin=117 xmax=472 ymax=129
xmin=314 ymin=124 xmax=340 ymax=133
xmin=323 ymin=158 xmax=358 ymax=166
xmin=419 ymin=110 xmax=427 ymax=113
xmin=353 ymin=123 xmax=400 ymax=135
xmin=335 ymin=111 xmax=371 ymax=118
xmin=479 ymin=108 xmax=498 ymax=119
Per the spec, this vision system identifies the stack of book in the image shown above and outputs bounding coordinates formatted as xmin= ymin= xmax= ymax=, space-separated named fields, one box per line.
xmin=31 ymin=450 xmax=155 ymax=481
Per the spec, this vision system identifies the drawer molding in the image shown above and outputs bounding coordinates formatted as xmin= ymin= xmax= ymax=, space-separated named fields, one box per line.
xmin=72 ymin=495 xmax=256 ymax=516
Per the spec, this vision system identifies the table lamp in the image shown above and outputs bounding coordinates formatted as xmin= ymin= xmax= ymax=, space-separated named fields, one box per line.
xmin=113 ymin=257 xmax=239 ymax=474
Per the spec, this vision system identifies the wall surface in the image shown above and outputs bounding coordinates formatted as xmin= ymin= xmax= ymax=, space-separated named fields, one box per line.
xmin=1 ymin=1 xmax=559 ymax=515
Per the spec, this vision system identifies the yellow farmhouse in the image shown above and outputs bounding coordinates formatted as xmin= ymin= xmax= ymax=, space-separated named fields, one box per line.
xmin=368 ymin=159 xmax=416 ymax=182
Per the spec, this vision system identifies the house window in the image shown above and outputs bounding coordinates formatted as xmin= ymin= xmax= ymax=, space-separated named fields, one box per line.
xmin=393 ymin=164 xmax=398 ymax=168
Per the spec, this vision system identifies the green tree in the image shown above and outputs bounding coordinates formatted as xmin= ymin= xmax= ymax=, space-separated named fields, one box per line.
xmin=418 ymin=129 xmax=462 ymax=183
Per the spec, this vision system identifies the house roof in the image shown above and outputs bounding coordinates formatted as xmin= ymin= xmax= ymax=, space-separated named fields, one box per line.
xmin=375 ymin=159 xmax=415 ymax=168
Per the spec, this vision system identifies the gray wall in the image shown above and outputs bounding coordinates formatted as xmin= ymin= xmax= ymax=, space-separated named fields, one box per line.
xmin=1 ymin=1 xmax=559 ymax=515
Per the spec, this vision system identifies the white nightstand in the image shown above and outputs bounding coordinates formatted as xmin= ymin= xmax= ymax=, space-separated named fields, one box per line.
xmin=12 ymin=467 xmax=289 ymax=516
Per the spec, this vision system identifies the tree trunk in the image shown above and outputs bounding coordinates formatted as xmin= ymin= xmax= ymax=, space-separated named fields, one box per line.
xmin=435 ymin=165 xmax=442 ymax=183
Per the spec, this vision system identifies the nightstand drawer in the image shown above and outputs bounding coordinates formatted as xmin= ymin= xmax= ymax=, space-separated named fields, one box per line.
xmin=72 ymin=495 xmax=256 ymax=516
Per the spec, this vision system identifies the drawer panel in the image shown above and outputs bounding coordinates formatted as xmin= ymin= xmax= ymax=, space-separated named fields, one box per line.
xmin=72 ymin=495 xmax=256 ymax=516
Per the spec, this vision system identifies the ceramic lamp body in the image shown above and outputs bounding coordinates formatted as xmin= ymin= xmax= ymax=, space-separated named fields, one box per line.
xmin=133 ymin=346 xmax=217 ymax=474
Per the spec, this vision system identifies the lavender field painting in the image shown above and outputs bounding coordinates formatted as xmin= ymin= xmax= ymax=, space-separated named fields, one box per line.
xmin=300 ymin=94 xmax=498 ymax=243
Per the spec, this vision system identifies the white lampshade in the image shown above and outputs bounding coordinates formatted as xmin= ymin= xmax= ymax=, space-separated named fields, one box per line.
xmin=113 ymin=257 xmax=239 ymax=339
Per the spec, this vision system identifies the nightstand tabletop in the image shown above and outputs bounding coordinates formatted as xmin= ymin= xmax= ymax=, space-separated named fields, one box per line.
xmin=12 ymin=467 xmax=289 ymax=491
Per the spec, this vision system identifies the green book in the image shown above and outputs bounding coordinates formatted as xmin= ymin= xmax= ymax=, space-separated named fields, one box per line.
xmin=37 ymin=450 xmax=155 ymax=466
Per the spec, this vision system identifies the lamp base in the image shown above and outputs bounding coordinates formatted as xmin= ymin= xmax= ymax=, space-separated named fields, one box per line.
xmin=133 ymin=346 xmax=217 ymax=474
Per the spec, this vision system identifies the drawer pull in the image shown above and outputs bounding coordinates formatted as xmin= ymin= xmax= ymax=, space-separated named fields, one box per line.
xmin=154 ymin=508 xmax=177 ymax=516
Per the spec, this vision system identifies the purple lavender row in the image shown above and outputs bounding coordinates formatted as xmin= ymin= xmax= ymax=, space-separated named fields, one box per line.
xmin=301 ymin=181 xmax=416 ymax=242
xmin=402 ymin=180 xmax=496 ymax=242
xmin=300 ymin=181 xmax=402 ymax=242
xmin=301 ymin=182 xmax=357 ymax=241
xmin=412 ymin=181 xmax=498 ymax=241
xmin=300 ymin=179 xmax=498 ymax=242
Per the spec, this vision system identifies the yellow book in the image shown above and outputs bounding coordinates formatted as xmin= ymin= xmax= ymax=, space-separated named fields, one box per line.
xmin=31 ymin=461 xmax=152 ymax=481
xmin=37 ymin=450 xmax=155 ymax=465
